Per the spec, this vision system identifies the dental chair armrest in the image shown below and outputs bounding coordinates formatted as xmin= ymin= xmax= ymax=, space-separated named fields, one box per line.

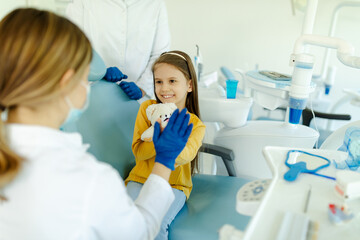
xmin=302 ymin=108 xmax=351 ymax=126
xmin=199 ymin=143 xmax=236 ymax=176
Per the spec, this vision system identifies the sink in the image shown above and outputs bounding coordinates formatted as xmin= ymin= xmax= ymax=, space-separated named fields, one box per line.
xmin=199 ymin=96 xmax=253 ymax=128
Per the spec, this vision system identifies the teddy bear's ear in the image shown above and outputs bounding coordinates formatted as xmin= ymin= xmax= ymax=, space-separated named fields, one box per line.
xmin=146 ymin=104 xmax=157 ymax=119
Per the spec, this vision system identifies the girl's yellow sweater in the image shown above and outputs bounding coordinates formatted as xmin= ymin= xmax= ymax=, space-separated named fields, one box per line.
xmin=125 ymin=100 xmax=206 ymax=199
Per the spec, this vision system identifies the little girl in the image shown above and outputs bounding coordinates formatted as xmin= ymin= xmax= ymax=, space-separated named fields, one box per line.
xmin=125 ymin=50 xmax=206 ymax=240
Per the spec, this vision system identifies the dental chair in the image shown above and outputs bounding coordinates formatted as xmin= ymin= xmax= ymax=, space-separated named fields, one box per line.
xmin=63 ymin=51 xmax=251 ymax=240
xmin=301 ymin=108 xmax=351 ymax=148
xmin=320 ymin=119 xmax=360 ymax=150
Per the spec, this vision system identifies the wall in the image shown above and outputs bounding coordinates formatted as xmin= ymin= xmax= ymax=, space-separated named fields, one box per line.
xmin=0 ymin=0 xmax=68 ymax=18
xmin=0 ymin=0 xmax=26 ymax=18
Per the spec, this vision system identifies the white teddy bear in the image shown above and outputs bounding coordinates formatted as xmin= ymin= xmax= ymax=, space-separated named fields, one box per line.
xmin=141 ymin=103 xmax=178 ymax=142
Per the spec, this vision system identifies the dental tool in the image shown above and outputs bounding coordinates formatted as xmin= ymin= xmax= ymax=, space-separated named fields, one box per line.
xmin=335 ymin=170 xmax=360 ymax=200
xmin=195 ymin=45 xmax=203 ymax=82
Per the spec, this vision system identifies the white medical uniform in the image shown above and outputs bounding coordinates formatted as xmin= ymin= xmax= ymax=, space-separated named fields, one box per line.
xmin=0 ymin=124 xmax=174 ymax=240
xmin=66 ymin=0 xmax=171 ymax=99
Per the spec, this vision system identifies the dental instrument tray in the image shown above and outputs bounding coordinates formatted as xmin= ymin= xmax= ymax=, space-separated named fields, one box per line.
xmin=244 ymin=70 xmax=316 ymax=110
xmin=242 ymin=146 xmax=359 ymax=240
xmin=245 ymin=70 xmax=293 ymax=110
xmin=246 ymin=70 xmax=292 ymax=89
xmin=259 ymin=71 xmax=291 ymax=81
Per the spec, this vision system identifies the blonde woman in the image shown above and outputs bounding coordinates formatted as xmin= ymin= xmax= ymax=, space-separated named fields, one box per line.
xmin=0 ymin=8 xmax=192 ymax=240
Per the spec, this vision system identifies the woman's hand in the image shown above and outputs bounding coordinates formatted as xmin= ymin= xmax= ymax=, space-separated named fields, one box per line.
xmin=153 ymin=109 xmax=193 ymax=170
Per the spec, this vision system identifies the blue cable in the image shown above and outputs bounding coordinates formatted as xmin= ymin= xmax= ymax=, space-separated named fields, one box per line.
xmin=307 ymin=172 xmax=336 ymax=181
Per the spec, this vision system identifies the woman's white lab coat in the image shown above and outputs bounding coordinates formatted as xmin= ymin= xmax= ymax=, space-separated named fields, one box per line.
xmin=0 ymin=124 xmax=174 ymax=240
xmin=66 ymin=0 xmax=171 ymax=98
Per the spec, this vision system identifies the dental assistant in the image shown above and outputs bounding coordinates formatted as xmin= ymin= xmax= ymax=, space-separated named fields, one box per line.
xmin=0 ymin=8 xmax=192 ymax=240
xmin=66 ymin=0 xmax=171 ymax=101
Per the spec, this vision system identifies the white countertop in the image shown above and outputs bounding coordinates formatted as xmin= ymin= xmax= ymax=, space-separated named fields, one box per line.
xmin=242 ymin=146 xmax=360 ymax=240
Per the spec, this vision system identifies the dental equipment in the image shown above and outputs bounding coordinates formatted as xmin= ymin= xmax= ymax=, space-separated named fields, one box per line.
xmin=276 ymin=211 xmax=319 ymax=240
xmin=247 ymin=0 xmax=360 ymax=125
xmin=221 ymin=67 xmax=245 ymax=93
xmin=220 ymin=67 xmax=244 ymax=95
xmin=335 ymin=170 xmax=360 ymax=200
xmin=320 ymin=1 xmax=360 ymax=95
xmin=199 ymin=96 xmax=252 ymax=128
xmin=243 ymin=1 xmax=318 ymax=118
xmin=208 ymin=0 xmax=319 ymax=179
xmin=236 ymin=179 xmax=271 ymax=216
xmin=213 ymin=121 xmax=318 ymax=179
xmin=242 ymin=146 xmax=358 ymax=240
xmin=259 ymin=71 xmax=291 ymax=81
xmin=244 ymin=70 xmax=295 ymax=111
xmin=300 ymin=2 xmax=360 ymax=143
xmin=201 ymin=0 xmax=326 ymax=180
xmin=300 ymin=0 xmax=318 ymax=35
xmin=234 ymin=68 xmax=246 ymax=93
xmin=289 ymin=34 xmax=360 ymax=124
xmin=322 ymin=89 xmax=358 ymax=132
xmin=328 ymin=203 xmax=355 ymax=224
xmin=284 ymin=150 xmax=334 ymax=182
xmin=303 ymin=186 xmax=311 ymax=213
xmin=195 ymin=44 xmax=203 ymax=82
xmin=220 ymin=66 xmax=236 ymax=80
xmin=336 ymin=126 xmax=360 ymax=170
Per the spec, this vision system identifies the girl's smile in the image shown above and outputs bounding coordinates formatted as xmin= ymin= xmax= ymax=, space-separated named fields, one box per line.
xmin=161 ymin=94 xmax=175 ymax=99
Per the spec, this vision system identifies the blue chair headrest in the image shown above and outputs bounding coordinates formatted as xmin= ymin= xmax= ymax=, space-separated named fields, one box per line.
xmin=220 ymin=66 xmax=236 ymax=80
xmin=88 ymin=49 xmax=106 ymax=81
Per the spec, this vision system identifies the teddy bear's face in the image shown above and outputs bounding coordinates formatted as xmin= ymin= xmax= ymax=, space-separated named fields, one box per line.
xmin=146 ymin=103 xmax=178 ymax=126
xmin=159 ymin=112 xmax=172 ymax=124
xmin=142 ymin=103 xmax=178 ymax=142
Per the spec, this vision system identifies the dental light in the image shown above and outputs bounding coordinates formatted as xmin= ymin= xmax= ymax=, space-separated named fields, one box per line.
xmin=321 ymin=1 xmax=360 ymax=95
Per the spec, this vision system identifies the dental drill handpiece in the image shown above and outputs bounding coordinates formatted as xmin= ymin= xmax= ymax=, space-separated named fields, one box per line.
xmin=195 ymin=45 xmax=203 ymax=81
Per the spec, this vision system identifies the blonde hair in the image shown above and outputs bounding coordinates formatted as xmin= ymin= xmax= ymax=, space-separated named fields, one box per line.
xmin=152 ymin=50 xmax=200 ymax=175
xmin=0 ymin=8 xmax=92 ymax=193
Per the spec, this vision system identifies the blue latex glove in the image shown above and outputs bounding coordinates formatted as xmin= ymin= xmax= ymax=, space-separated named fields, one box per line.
xmin=104 ymin=67 xmax=128 ymax=82
xmin=153 ymin=108 xmax=193 ymax=170
xmin=119 ymin=81 xmax=143 ymax=100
